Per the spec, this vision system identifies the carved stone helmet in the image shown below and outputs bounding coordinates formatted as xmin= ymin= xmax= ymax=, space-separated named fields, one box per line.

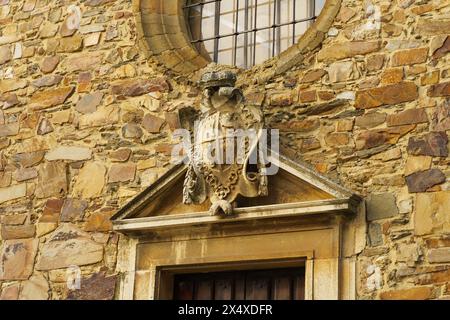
xmin=199 ymin=70 xmax=237 ymax=89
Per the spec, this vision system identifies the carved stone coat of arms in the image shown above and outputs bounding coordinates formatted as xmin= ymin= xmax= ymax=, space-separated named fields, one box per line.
xmin=183 ymin=70 xmax=268 ymax=215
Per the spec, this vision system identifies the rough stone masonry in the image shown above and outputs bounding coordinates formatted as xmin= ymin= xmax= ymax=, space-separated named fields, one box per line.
xmin=0 ymin=0 xmax=449 ymax=300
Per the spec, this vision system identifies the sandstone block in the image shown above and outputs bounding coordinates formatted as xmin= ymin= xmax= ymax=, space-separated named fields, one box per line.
xmin=355 ymin=82 xmax=418 ymax=109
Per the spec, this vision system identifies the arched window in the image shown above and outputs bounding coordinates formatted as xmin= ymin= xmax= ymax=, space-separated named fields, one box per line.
xmin=185 ymin=0 xmax=326 ymax=69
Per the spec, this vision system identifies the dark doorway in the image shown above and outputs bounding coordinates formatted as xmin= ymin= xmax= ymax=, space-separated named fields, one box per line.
xmin=173 ymin=267 xmax=305 ymax=300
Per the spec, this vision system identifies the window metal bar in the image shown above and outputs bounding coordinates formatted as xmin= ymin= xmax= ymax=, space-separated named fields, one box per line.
xmin=189 ymin=16 xmax=316 ymax=44
xmin=309 ymin=0 xmax=316 ymax=27
xmin=292 ymin=0 xmax=296 ymax=45
xmin=233 ymin=0 xmax=240 ymax=66
xmin=272 ymin=0 xmax=278 ymax=57
xmin=213 ymin=0 xmax=221 ymax=62
xmin=183 ymin=0 xmax=217 ymax=9
xmin=276 ymin=0 xmax=281 ymax=55
xmin=252 ymin=0 xmax=258 ymax=66
xmin=244 ymin=0 xmax=249 ymax=68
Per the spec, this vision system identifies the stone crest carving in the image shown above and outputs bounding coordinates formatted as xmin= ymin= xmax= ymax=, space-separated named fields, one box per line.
xmin=183 ymin=69 xmax=268 ymax=215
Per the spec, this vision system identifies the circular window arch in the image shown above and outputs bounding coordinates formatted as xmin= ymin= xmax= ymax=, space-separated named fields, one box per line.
xmin=133 ymin=0 xmax=341 ymax=76
xmin=185 ymin=0 xmax=326 ymax=69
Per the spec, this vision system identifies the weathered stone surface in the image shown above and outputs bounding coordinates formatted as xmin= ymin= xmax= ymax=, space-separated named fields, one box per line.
xmin=122 ymin=123 xmax=143 ymax=138
xmin=108 ymin=163 xmax=136 ymax=183
xmin=428 ymin=82 xmax=450 ymax=97
xmin=110 ymin=148 xmax=131 ymax=162
xmin=0 ymin=79 xmax=27 ymax=93
xmin=416 ymin=269 xmax=450 ymax=285
xmin=19 ymin=274 xmax=49 ymax=300
xmin=0 ymin=122 xmax=19 ymax=137
xmin=84 ymin=33 xmax=101 ymax=47
xmin=40 ymin=56 xmax=60 ymax=74
xmin=396 ymin=243 xmax=421 ymax=266
xmin=1 ymin=214 xmax=27 ymax=225
xmin=77 ymin=72 xmax=92 ymax=93
xmin=355 ymin=112 xmax=387 ymax=129
xmin=387 ymin=108 xmax=428 ymax=127
xmin=111 ymin=78 xmax=169 ymax=97
xmin=317 ymin=41 xmax=381 ymax=62
xmin=32 ymin=75 xmax=63 ymax=88
xmin=64 ymin=52 xmax=104 ymax=72
xmin=29 ymin=87 xmax=74 ymax=110
xmin=45 ymin=146 xmax=92 ymax=161
xmin=137 ymin=158 xmax=157 ymax=171
xmin=67 ymin=271 xmax=117 ymax=300
xmin=0 ymin=45 xmax=11 ymax=65
xmin=327 ymin=61 xmax=355 ymax=83
xmin=36 ymin=225 xmax=103 ymax=271
xmin=404 ymin=156 xmax=432 ymax=176
xmin=356 ymin=125 xmax=415 ymax=150
xmin=421 ymin=71 xmax=439 ymax=86
xmin=366 ymin=54 xmax=385 ymax=72
xmin=36 ymin=222 xmax=58 ymax=237
xmin=165 ymin=112 xmax=181 ymax=130
xmin=0 ymin=239 xmax=38 ymax=280
xmin=142 ymin=114 xmax=165 ymax=133
xmin=381 ymin=68 xmax=404 ymax=85
xmin=428 ymin=248 xmax=450 ymax=264
xmin=0 ymin=284 xmax=20 ymax=300
xmin=0 ymin=183 xmax=26 ymax=204
xmin=37 ymin=117 xmax=54 ymax=135
xmin=35 ymin=162 xmax=67 ymax=199
xmin=73 ymin=162 xmax=106 ymax=199
xmin=416 ymin=19 xmax=450 ymax=35
xmin=60 ymin=198 xmax=88 ymax=222
xmin=432 ymin=36 xmax=450 ymax=60
xmin=78 ymin=105 xmax=120 ymax=129
xmin=415 ymin=192 xmax=450 ymax=236
xmin=391 ymin=48 xmax=428 ymax=66
xmin=299 ymin=90 xmax=317 ymax=103
xmin=431 ymin=102 xmax=450 ymax=131
xmin=300 ymin=69 xmax=327 ymax=83
xmin=59 ymin=36 xmax=84 ymax=53
xmin=366 ymin=193 xmax=399 ymax=221
xmin=76 ymin=92 xmax=103 ymax=114
xmin=407 ymin=132 xmax=448 ymax=157
xmin=272 ymin=119 xmax=320 ymax=132
xmin=355 ymin=82 xmax=418 ymax=109
xmin=380 ymin=287 xmax=432 ymax=300
xmin=51 ymin=110 xmax=71 ymax=124
xmin=325 ymin=132 xmax=350 ymax=147
xmin=40 ymin=199 xmax=63 ymax=223
xmin=14 ymin=151 xmax=45 ymax=168
xmin=84 ymin=211 xmax=113 ymax=232
xmin=368 ymin=223 xmax=383 ymax=247
xmin=406 ymin=169 xmax=446 ymax=193
xmin=0 ymin=93 xmax=20 ymax=109
xmin=269 ymin=92 xmax=293 ymax=106
xmin=1 ymin=224 xmax=35 ymax=239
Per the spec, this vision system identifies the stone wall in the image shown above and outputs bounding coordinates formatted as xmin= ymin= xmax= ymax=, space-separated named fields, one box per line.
xmin=0 ymin=0 xmax=449 ymax=300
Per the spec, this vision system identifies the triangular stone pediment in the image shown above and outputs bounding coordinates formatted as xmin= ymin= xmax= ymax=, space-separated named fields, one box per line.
xmin=111 ymin=151 xmax=360 ymax=226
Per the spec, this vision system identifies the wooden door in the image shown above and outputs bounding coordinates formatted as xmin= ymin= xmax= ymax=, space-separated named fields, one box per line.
xmin=173 ymin=267 xmax=305 ymax=300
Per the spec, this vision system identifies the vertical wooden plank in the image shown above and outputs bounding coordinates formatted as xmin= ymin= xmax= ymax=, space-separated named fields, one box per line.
xmin=294 ymin=274 xmax=306 ymax=300
xmin=246 ymin=277 xmax=270 ymax=300
xmin=174 ymin=280 xmax=194 ymax=300
xmin=234 ymin=275 xmax=246 ymax=300
xmin=195 ymin=279 xmax=214 ymax=300
xmin=215 ymin=278 xmax=233 ymax=300
xmin=273 ymin=276 xmax=292 ymax=300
